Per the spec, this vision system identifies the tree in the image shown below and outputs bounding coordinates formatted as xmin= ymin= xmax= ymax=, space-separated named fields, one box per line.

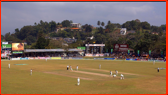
xmin=160 ymin=24 xmax=166 ymax=31
xmin=26 ymin=35 xmax=36 ymax=45
xmin=49 ymin=39 xmax=62 ymax=49
xmin=97 ymin=21 xmax=100 ymax=26
xmin=4 ymin=32 xmax=10 ymax=40
xmin=105 ymin=23 xmax=115 ymax=33
xmin=113 ymin=23 xmax=121 ymax=28
xmin=130 ymin=20 xmax=138 ymax=30
xmin=122 ymin=21 xmax=131 ymax=30
xmin=150 ymin=25 xmax=158 ymax=32
xmin=135 ymin=19 xmax=140 ymax=23
xmin=40 ymin=20 xmax=44 ymax=25
xmin=15 ymin=28 xmax=20 ymax=38
xmin=35 ymin=31 xmax=48 ymax=49
xmin=101 ymin=22 xmax=105 ymax=27
xmin=141 ymin=21 xmax=150 ymax=30
xmin=1 ymin=35 xmax=5 ymax=41
xmin=85 ymin=25 xmax=92 ymax=33
xmin=35 ymin=37 xmax=47 ymax=49
xmin=61 ymin=20 xmax=71 ymax=27
xmin=34 ymin=22 xmax=37 ymax=26
xmin=76 ymin=32 xmax=81 ymax=40
xmin=107 ymin=20 xmax=111 ymax=25
xmin=49 ymin=21 xmax=56 ymax=32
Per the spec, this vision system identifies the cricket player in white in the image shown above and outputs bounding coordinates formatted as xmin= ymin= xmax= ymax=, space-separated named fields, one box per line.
xmin=153 ymin=60 xmax=155 ymax=65
xmin=8 ymin=63 xmax=10 ymax=69
xmin=113 ymin=74 xmax=116 ymax=77
xmin=116 ymin=70 xmax=118 ymax=75
xmin=67 ymin=65 xmax=69 ymax=70
xmin=76 ymin=65 xmax=78 ymax=71
xmin=69 ymin=65 xmax=71 ymax=71
xmin=110 ymin=71 xmax=112 ymax=76
xmin=120 ymin=74 xmax=124 ymax=79
xmin=77 ymin=77 xmax=80 ymax=86
xmin=99 ymin=64 xmax=101 ymax=69
xmin=71 ymin=66 xmax=73 ymax=71
xmin=30 ymin=69 xmax=32 ymax=75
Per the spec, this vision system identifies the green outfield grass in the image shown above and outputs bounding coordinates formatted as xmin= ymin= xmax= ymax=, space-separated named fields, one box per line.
xmin=1 ymin=60 xmax=166 ymax=94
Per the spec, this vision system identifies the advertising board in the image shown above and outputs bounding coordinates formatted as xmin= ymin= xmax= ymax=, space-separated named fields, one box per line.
xmin=13 ymin=51 xmax=23 ymax=54
xmin=2 ymin=44 xmax=12 ymax=50
xmin=2 ymin=42 xmax=8 ymax=44
xmin=114 ymin=44 xmax=129 ymax=52
xmin=11 ymin=58 xmax=20 ymax=60
xmin=51 ymin=57 xmax=61 ymax=59
xmin=77 ymin=47 xmax=86 ymax=50
xmin=85 ymin=44 xmax=105 ymax=46
xmin=12 ymin=43 xmax=24 ymax=51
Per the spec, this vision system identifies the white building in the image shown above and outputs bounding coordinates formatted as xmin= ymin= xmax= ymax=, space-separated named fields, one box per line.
xmin=70 ymin=23 xmax=81 ymax=28
xmin=120 ymin=28 xmax=127 ymax=35
xmin=87 ymin=36 xmax=94 ymax=40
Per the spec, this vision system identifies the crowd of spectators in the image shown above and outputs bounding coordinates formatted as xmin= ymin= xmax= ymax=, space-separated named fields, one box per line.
xmin=109 ymin=52 xmax=166 ymax=60
xmin=19 ymin=52 xmax=83 ymax=58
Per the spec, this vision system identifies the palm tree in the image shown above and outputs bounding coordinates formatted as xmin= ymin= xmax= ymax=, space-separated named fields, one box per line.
xmin=97 ymin=21 xmax=100 ymax=26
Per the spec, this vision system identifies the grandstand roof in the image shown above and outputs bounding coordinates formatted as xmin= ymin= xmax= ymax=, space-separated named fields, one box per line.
xmin=24 ymin=49 xmax=83 ymax=52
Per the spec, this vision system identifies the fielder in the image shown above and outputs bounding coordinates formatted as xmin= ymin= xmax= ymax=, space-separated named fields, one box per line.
xmin=69 ymin=65 xmax=71 ymax=71
xmin=115 ymin=70 xmax=118 ymax=75
xmin=67 ymin=65 xmax=69 ymax=70
xmin=76 ymin=65 xmax=78 ymax=71
xmin=153 ymin=60 xmax=155 ymax=65
xmin=70 ymin=65 xmax=73 ymax=71
xmin=77 ymin=77 xmax=80 ymax=86
xmin=110 ymin=71 xmax=112 ymax=76
xmin=157 ymin=67 xmax=160 ymax=72
xmin=113 ymin=74 xmax=116 ymax=77
xmin=30 ymin=69 xmax=32 ymax=75
xmin=8 ymin=63 xmax=10 ymax=69
xmin=99 ymin=64 xmax=101 ymax=69
xmin=120 ymin=74 xmax=124 ymax=79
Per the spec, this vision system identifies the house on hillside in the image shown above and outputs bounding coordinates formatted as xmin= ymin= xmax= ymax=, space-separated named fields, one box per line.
xmin=120 ymin=28 xmax=127 ymax=35
xmin=64 ymin=37 xmax=77 ymax=44
xmin=55 ymin=27 xmax=67 ymax=33
xmin=126 ymin=30 xmax=135 ymax=34
xmin=152 ymin=32 xmax=158 ymax=35
xmin=45 ymin=37 xmax=63 ymax=41
xmin=87 ymin=36 xmax=94 ymax=40
xmin=70 ymin=23 xmax=82 ymax=28
xmin=163 ymin=30 xmax=166 ymax=34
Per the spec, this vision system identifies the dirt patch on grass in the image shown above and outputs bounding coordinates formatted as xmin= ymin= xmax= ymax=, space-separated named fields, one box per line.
xmin=86 ymin=68 xmax=140 ymax=76
xmin=44 ymin=71 xmax=93 ymax=80
xmin=72 ymin=70 xmax=116 ymax=78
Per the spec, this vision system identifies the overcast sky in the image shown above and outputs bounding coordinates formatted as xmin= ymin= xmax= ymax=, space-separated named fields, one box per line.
xmin=1 ymin=2 xmax=166 ymax=35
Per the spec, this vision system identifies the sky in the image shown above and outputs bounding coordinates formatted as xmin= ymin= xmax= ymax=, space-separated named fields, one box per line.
xmin=1 ymin=2 xmax=166 ymax=35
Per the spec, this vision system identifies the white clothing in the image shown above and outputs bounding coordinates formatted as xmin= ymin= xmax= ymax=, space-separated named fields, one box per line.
xmin=8 ymin=64 xmax=10 ymax=68
xmin=153 ymin=60 xmax=155 ymax=64
xmin=116 ymin=71 xmax=118 ymax=75
xmin=120 ymin=74 xmax=124 ymax=79
xmin=110 ymin=71 xmax=112 ymax=76
xmin=77 ymin=78 xmax=80 ymax=83
xmin=30 ymin=69 xmax=32 ymax=75
xmin=99 ymin=64 xmax=101 ymax=69
xmin=76 ymin=66 xmax=78 ymax=70
xmin=77 ymin=78 xmax=80 ymax=85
